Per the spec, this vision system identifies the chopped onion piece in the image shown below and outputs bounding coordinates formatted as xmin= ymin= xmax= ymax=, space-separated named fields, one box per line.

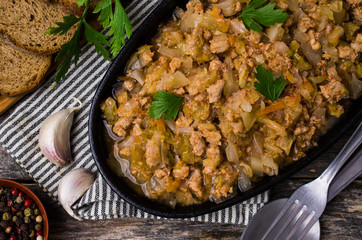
xmin=262 ymin=155 xmax=279 ymax=175
xmin=334 ymin=9 xmax=346 ymax=24
xmin=158 ymin=45 xmax=181 ymax=58
xmin=320 ymin=5 xmax=334 ymax=20
xmin=239 ymin=162 xmax=253 ymax=178
xmin=250 ymin=156 xmax=264 ymax=177
xmin=173 ymin=71 xmax=190 ymax=88
xmin=118 ymin=136 xmax=135 ymax=149
xmin=261 ymin=118 xmax=287 ymax=136
xmin=164 ymin=120 xmax=176 ymax=132
xmin=327 ymin=25 xmax=344 ymax=47
xmin=226 ymin=142 xmax=239 ymax=163
xmin=161 ymin=142 xmax=169 ymax=166
xmin=223 ymin=58 xmax=239 ymax=97
xmin=266 ymin=24 xmax=285 ymax=41
xmin=327 ymin=66 xmax=342 ymax=81
xmin=294 ymin=29 xmax=309 ymax=43
xmin=173 ymin=7 xmax=184 ymax=19
xmin=104 ymin=121 xmax=124 ymax=142
xmin=229 ymin=19 xmax=247 ymax=35
xmin=301 ymin=43 xmax=321 ymax=66
xmin=182 ymin=12 xmax=202 ymax=29
xmin=238 ymin=170 xmax=252 ymax=192
xmin=273 ymin=41 xmax=290 ymax=55
xmin=215 ymin=0 xmax=238 ymax=17
xmin=240 ymin=110 xmax=257 ymax=131
xmin=240 ymin=99 xmax=252 ymax=113
xmin=176 ymin=127 xmax=193 ymax=135
xmin=112 ymin=81 xmax=124 ymax=96
xmin=128 ymin=69 xmax=145 ymax=86
xmin=310 ymin=76 xmax=326 ymax=84
xmin=126 ymin=52 xmax=140 ymax=71
xmin=318 ymin=16 xmax=329 ymax=31
xmin=276 ymin=136 xmax=294 ymax=155
xmin=161 ymin=73 xmax=174 ymax=89
xmin=181 ymin=57 xmax=193 ymax=69
xmin=251 ymin=132 xmax=264 ymax=156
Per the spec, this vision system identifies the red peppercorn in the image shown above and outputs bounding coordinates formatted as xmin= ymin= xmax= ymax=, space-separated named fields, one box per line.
xmin=11 ymin=188 xmax=18 ymax=196
xmin=36 ymin=230 xmax=43 ymax=237
xmin=17 ymin=227 xmax=21 ymax=234
xmin=7 ymin=200 xmax=13 ymax=207
xmin=11 ymin=206 xmax=17 ymax=212
xmin=18 ymin=191 xmax=24 ymax=197
xmin=5 ymin=226 xmax=12 ymax=233
xmin=9 ymin=235 xmax=17 ymax=240
xmin=24 ymin=199 xmax=32 ymax=208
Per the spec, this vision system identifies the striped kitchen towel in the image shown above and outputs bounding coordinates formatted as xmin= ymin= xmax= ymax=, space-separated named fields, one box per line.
xmin=0 ymin=0 xmax=269 ymax=225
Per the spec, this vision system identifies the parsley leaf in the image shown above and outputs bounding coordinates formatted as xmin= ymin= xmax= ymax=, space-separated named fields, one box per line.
xmin=77 ymin=0 xmax=88 ymax=6
xmin=149 ymin=91 xmax=184 ymax=120
xmin=53 ymin=24 xmax=82 ymax=85
xmin=94 ymin=0 xmax=133 ymax=58
xmin=93 ymin=0 xmax=113 ymax=29
xmin=109 ymin=0 xmax=132 ymax=57
xmin=46 ymin=14 xmax=80 ymax=35
xmin=84 ymin=21 xmax=110 ymax=60
xmin=239 ymin=0 xmax=289 ymax=32
xmin=254 ymin=65 xmax=286 ymax=102
xmin=46 ymin=0 xmax=132 ymax=85
xmin=48 ymin=1 xmax=89 ymax=85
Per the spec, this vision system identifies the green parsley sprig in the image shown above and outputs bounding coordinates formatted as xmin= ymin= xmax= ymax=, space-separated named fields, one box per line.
xmin=239 ymin=0 xmax=289 ymax=32
xmin=254 ymin=65 xmax=286 ymax=102
xmin=46 ymin=0 xmax=132 ymax=85
xmin=94 ymin=0 xmax=132 ymax=57
xmin=149 ymin=91 xmax=184 ymax=120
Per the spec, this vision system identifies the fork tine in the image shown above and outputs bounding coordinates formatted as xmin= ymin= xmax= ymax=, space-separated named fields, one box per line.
xmin=284 ymin=206 xmax=311 ymax=240
xmin=278 ymin=204 xmax=306 ymax=240
xmin=272 ymin=203 xmax=304 ymax=239
xmin=295 ymin=214 xmax=319 ymax=240
xmin=262 ymin=200 xmax=302 ymax=240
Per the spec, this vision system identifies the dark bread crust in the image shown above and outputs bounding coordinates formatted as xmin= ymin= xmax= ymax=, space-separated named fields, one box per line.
xmin=0 ymin=35 xmax=51 ymax=96
xmin=0 ymin=0 xmax=102 ymax=96
xmin=42 ymin=0 xmax=101 ymax=18
xmin=0 ymin=0 xmax=78 ymax=55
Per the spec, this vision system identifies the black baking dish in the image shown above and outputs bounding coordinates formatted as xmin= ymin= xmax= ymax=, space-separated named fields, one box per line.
xmin=89 ymin=0 xmax=362 ymax=218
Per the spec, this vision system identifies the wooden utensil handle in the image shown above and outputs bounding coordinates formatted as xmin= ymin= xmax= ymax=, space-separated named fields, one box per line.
xmin=0 ymin=95 xmax=24 ymax=115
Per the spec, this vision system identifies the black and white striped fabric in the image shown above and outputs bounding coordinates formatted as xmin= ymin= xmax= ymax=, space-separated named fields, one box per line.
xmin=0 ymin=0 xmax=269 ymax=224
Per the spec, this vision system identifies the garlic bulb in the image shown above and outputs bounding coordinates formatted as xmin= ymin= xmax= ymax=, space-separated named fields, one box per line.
xmin=39 ymin=98 xmax=82 ymax=166
xmin=58 ymin=168 xmax=96 ymax=220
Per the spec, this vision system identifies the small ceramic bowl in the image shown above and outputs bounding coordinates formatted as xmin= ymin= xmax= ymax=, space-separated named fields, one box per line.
xmin=0 ymin=179 xmax=49 ymax=240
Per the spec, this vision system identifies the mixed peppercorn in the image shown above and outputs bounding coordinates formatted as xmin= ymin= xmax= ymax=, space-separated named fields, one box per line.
xmin=0 ymin=187 xmax=44 ymax=240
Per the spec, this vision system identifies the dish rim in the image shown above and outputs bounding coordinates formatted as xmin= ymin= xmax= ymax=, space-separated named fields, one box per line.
xmin=89 ymin=0 xmax=362 ymax=218
xmin=0 ymin=179 xmax=49 ymax=240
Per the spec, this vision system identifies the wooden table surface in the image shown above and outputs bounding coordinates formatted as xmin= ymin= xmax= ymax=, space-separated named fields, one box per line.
xmin=0 ymin=110 xmax=361 ymax=240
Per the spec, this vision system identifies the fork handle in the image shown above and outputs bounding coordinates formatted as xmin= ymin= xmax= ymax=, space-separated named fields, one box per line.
xmin=319 ymin=121 xmax=362 ymax=185
xmin=328 ymin=149 xmax=362 ymax=201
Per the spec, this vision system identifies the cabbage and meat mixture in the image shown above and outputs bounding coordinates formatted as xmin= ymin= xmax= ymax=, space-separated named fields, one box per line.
xmin=101 ymin=0 xmax=362 ymax=207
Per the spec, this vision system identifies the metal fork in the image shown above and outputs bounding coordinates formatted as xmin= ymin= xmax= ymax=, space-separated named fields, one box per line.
xmin=261 ymin=121 xmax=362 ymax=240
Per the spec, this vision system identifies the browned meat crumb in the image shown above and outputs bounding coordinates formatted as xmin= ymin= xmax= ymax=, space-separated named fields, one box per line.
xmin=190 ymin=131 xmax=206 ymax=156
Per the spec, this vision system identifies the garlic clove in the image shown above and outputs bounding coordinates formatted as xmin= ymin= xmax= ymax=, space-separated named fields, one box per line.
xmin=58 ymin=168 xmax=96 ymax=220
xmin=39 ymin=98 xmax=82 ymax=166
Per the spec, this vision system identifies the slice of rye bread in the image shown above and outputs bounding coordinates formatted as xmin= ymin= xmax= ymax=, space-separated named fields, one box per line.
xmin=46 ymin=0 xmax=101 ymax=16
xmin=0 ymin=36 xmax=52 ymax=96
xmin=0 ymin=0 xmax=78 ymax=55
